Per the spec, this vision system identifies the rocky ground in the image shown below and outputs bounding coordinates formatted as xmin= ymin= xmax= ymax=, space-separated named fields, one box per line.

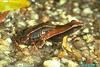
xmin=0 ymin=0 xmax=100 ymax=67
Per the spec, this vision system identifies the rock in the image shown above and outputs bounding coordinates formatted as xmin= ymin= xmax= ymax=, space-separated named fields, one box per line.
xmin=61 ymin=58 xmax=79 ymax=67
xmin=5 ymin=37 xmax=12 ymax=44
xmin=41 ymin=15 xmax=50 ymax=23
xmin=53 ymin=49 xmax=59 ymax=55
xmin=22 ymin=56 xmax=34 ymax=64
xmin=86 ymin=58 xmax=93 ymax=64
xmin=71 ymin=48 xmax=82 ymax=61
xmin=5 ymin=22 xmax=13 ymax=27
xmin=82 ymin=8 xmax=93 ymax=15
xmin=43 ymin=58 xmax=60 ymax=67
xmin=15 ymin=62 xmax=33 ymax=67
xmin=30 ymin=0 xmax=35 ymax=2
xmin=45 ymin=41 xmax=53 ymax=46
xmin=59 ymin=0 xmax=67 ymax=5
xmin=82 ymin=57 xmax=86 ymax=61
xmin=73 ymin=38 xmax=85 ymax=49
xmin=83 ymin=28 xmax=89 ymax=33
xmin=19 ymin=44 xmax=27 ymax=49
xmin=26 ymin=20 xmax=37 ymax=27
xmin=0 ymin=39 xmax=10 ymax=51
xmin=31 ymin=11 xmax=39 ymax=20
xmin=81 ymin=50 xmax=89 ymax=57
xmin=67 ymin=60 xmax=78 ymax=67
xmin=17 ymin=21 xmax=26 ymax=28
xmin=0 ymin=60 xmax=8 ymax=67
xmin=88 ymin=45 xmax=95 ymax=52
xmin=67 ymin=15 xmax=79 ymax=22
xmin=89 ymin=22 xmax=93 ymax=26
xmin=83 ymin=34 xmax=94 ymax=43
xmin=73 ymin=2 xmax=79 ymax=7
xmin=22 ymin=48 xmax=30 ymax=56
xmin=73 ymin=7 xmax=81 ymax=14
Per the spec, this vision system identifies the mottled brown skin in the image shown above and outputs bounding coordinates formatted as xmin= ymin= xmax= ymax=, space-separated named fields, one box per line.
xmin=12 ymin=20 xmax=83 ymax=48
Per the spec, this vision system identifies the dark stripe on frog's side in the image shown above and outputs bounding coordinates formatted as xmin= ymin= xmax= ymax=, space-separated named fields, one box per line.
xmin=41 ymin=20 xmax=83 ymax=41
xmin=16 ymin=22 xmax=55 ymax=44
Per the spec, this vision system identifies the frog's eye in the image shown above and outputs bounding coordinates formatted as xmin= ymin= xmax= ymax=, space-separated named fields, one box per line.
xmin=0 ymin=0 xmax=30 ymax=12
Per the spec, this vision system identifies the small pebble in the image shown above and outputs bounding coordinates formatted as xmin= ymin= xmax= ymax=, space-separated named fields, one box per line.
xmin=80 ymin=47 xmax=88 ymax=51
xmin=27 ymin=7 xmax=33 ymax=11
xmin=45 ymin=41 xmax=53 ymax=46
xmin=19 ymin=44 xmax=27 ymax=48
xmin=54 ymin=49 xmax=59 ymax=55
xmin=5 ymin=22 xmax=13 ymax=27
xmin=61 ymin=59 xmax=78 ymax=67
xmin=91 ymin=27 xmax=94 ymax=30
xmin=17 ymin=21 xmax=26 ymax=28
xmin=73 ymin=2 xmax=79 ymax=7
xmin=73 ymin=39 xmax=85 ymax=49
xmin=0 ymin=60 xmax=8 ymax=67
xmin=41 ymin=16 xmax=50 ymax=23
xmin=73 ymin=7 xmax=81 ymax=14
xmin=83 ymin=34 xmax=94 ymax=43
xmin=89 ymin=45 xmax=95 ymax=50
xmin=31 ymin=0 xmax=35 ymax=2
xmin=67 ymin=15 xmax=79 ymax=22
xmin=81 ymin=50 xmax=89 ymax=57
xmin=67 ymin=37 xmax=72 ymax=42
xmin=22 ymin=56 xmax=34 ymax=64
xmin=22 ymin=48 xmax=30 ymax=56
xmin=83 ymin=28 xmax=89 ymax=33
xmin=5 ymin=19 xmax=11 ymax=22
xmin=82 ymin=57 xmax=86 ymax=61
xmin=72 ymin=30 xmax=80 ymax=35
xmin=86 ymin=58 xmax=93 ymax=64
xmin=5 ymin=38 xmax=12 ymax=44
xmin=67 ymin=60 xmax=78 ymax=67
xmin=0 ymin=39 xmax=10 ymax=51
xmin=60 ymin=11 xmax=67 ymax=19
xmin=89 ymin=22 xmax=93 ymax=26
xmin=82 ymin=8 xmax=93 ymax=15
xmin=26 ymin=20 xmax=37 ymax=27
xmin=43 ymin=58 xmax=60 ymax=67
xmin=59 ymin=0 xmax=67 ymax=5
xmin=4 ymin=51 xmax=10 ymax=55
xmin=15 ymin=62 xmax=33 ymax=67
xmin=31 ymin=12 xmax=39 ymax=20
